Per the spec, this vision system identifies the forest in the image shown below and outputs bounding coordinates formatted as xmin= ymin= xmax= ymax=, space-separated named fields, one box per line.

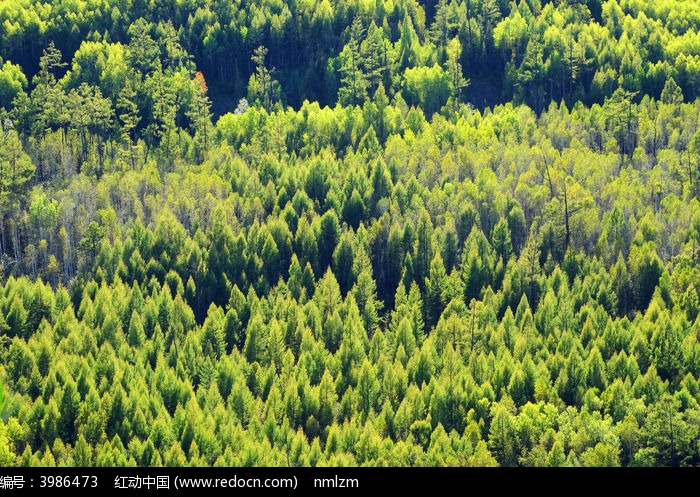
xmin=1 ymin=0 xmax=700 ymax=467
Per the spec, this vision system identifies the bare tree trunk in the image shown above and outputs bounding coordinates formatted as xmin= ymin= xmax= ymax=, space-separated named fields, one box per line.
xmin=12 ymin=221 xmax=21 ymax=263
xmin=0 ymin=217 xmax=4 ymax=257
xmin=563 ymin=180 xmax=570 ymax=251
xmin=470 ymin=298 xmax=476 ymax=353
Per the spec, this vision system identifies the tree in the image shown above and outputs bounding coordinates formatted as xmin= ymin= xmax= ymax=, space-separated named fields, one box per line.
xmin=249 ymin=46 xmax=280 ymax=112
xmin=640 ymin=394 xmax=699 ymax=467
xmin=0 ymin=418 xmax=16 ymax=466
xmin=558 ymin=349 xmax=587 ymax=407
xmin=143 ymin=68 xmax=177 ymax=161
xmin=318 ymin=211 xmax=340 ymax=272
xmin=611 ymin=253 xmax=633 ymax=316
xmin=244 ymin=315 xmax=266 ymax=365
xmin=546 ymin=440 xmax=566 ymax=467
xmin=116 ymin=79 xmax=141 ymax=169
xmin=318 ymin=369 xmax=337 ymax=428
xmin=397 ymin=14 xmax=420 ymax=70
xmin=357 ymin=359 xmax=380 ymax=421
xmin=479 ymin=0 xmax=501 ymax=62
xmin=445 ymin=38 xmax=469 ymax=110
xmin=425 ymin=252 xmax=447 ymax=330
xmin=80 ymin=221 xmax=106 ymax=264
xmin=488 ymin=402 xmax=519 ymax=467
xmin=67 ymin=83 xmax=113 ymax=172
xmin=58 ymin=380 xmax=80 ymax=444
xmin=414 ymin=210 xmax=434 ymax=292
xmin=0 ymin=128 xmax=34 ymax=259
xmin=333 ymin=231 xmax=355 ymax=295
xmin=651 ymin=317 xmax=683 ymax=382
xmin=430 ymin=345 xmax=466 ymax=433
xmin=430 ymin=0 xmax=458 ymax=54
xmin=261 ymin=233 xmax=281 ymax=284
xmin=126 ymin=18 xmax=161 ymax=77
xmin=30 ymin=42 xmax=68 ymax=137
xmin=361 ymin=22 xmax=390 ymax=97
xmin=187 ymin=72 xmax=212 ymax=160
xmin=0 ymin=376 xmax=9 ymax=421
xmin=660 ymin=77 xmax=683 ymax=105
xmin=127 ymin=311 xmax=146 ymax=347
xmin=581 ymin=443 xmax=621 ymax=467
xmin=604 ymin=88 xmax=639 ymax=159
xmin=0 ymin=60 xmax=28 ymax=110
xmin=353 ymin=258 xmax=382 ymax=334
xmin=403 ymin=65 xmax=452 ymax=116
xmin=6 ymin=294 xmax=28 ymax=338
xmin=338 ymin=18 xmax=369 ymax=107
xmin=201 ymin=304 xmax=226 ymax=359
xmin=629 ymin=243 xmax=663 ymax=312
xmin=342 ymin=189 xmax=365 ymax=230
xmin=492 ymin=218 xmax=513 ymax=263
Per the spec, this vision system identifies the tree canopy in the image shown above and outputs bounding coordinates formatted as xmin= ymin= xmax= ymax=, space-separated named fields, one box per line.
xmin=1 ymin=0 xmax=700 ymax=468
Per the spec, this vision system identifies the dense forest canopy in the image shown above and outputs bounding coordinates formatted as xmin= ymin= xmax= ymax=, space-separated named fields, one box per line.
xmin=3 ymin=0 xmax=700 ymax=111
xmin=1 ymin=0 xmax=700 ymax=467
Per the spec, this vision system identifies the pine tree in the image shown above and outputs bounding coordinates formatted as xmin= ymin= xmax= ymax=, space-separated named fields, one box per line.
xmin=425 ymin=252 xmax=447 ymax=330
xmin=249 ymin=46 xmax=280 ymax=112
xmin=187 ymin=72 xmax=212 ymax=161
xmin=333 ymin=231 xmax=355 ymax=295
xmin=338 ymin=18 xmax=369 ymax=107
xmin=414 ymin=210 xmax=433 ymax=293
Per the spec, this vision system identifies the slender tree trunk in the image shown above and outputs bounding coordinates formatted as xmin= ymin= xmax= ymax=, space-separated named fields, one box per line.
xmin=563 ymin=181 xmax=571 ymax=251
xmin=668 ymin=403 xmax=676 ymax=467
xmin=470 ymin=299 xmax=476 ymax=353
xmin=12 ymin=221 xmax=21 ymax=263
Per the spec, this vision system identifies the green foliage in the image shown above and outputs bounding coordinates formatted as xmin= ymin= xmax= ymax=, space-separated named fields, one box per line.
xmin=0 ymin=0 xmax=699 ymax=469
xmin=403 ymin=65 xmax=452 ymax=116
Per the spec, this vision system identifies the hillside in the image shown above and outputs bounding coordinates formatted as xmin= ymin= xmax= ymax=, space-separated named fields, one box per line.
xmin=1 ymin=0 xmax=700 ymax=467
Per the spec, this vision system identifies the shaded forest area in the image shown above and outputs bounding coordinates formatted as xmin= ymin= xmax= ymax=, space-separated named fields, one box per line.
xmin=2 ymin=0 xmax=700 ymax=111
xmin=1 ymin=0 xmax=700 ymax=467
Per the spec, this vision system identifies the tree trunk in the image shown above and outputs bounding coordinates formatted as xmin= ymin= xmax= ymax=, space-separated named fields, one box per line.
xmin=563 ymin=180 xmax=571 ymax=251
